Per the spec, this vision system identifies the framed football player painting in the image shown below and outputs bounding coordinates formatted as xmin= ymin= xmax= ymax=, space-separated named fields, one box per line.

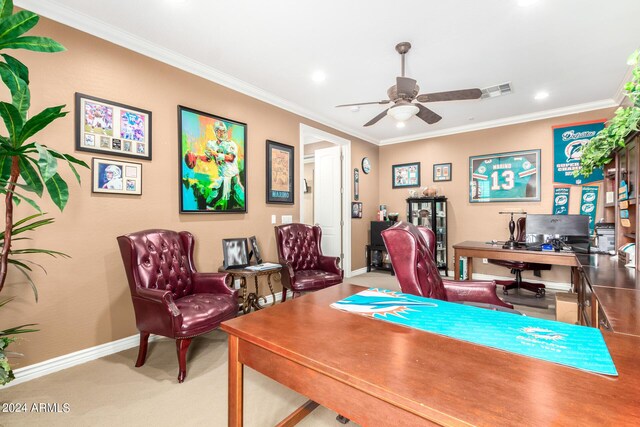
xmin=469 ymin=149 xmax=540 ymax=203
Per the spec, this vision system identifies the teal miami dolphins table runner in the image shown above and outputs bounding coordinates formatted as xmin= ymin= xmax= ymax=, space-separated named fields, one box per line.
xmin=330 ymin=288 xmax=617 ymax=376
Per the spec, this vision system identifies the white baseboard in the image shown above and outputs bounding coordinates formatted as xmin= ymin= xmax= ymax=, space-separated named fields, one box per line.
xmin=349 ymin=267 xmax=368 ymax=277
xmin=8 ymin=291 xmax=284 ymax=388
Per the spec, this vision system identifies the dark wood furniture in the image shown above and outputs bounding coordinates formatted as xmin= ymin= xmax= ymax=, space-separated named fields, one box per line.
xmin=218 ymin=264 xmax=281 ymax=314
xmin=365 ymin=244 xmax=394 ymax=275
xmin=406 ymin=196 xmax=448 ymax=274
xmin=221 ymin=284 xmax=640 ymax=426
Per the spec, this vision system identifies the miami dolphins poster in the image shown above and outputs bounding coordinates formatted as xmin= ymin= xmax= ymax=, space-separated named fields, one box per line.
xmin=553 ymin=120 xmax=605 ymax=185
xmin=580 ymin=186 xmax=599 ymax=234
xmin=552 ymin=186 xmax=570 ymax=215
xmin=469 ymin=149 xmax=540 ymax=203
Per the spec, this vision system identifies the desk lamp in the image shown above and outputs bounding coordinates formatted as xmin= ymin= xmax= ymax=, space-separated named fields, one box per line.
xmin=499 ymin=211 xmax=526 ymax=249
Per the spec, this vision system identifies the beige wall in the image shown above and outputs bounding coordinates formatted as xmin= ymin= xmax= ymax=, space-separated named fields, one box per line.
xmin=379 ymin=108 xmax=615 ymax=282
xmin=0 ymin=16 xmax=378 ymax=367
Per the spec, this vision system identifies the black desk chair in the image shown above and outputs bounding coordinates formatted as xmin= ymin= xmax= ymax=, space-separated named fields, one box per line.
xmin=489 ymin=217 xmax=551 ymax=298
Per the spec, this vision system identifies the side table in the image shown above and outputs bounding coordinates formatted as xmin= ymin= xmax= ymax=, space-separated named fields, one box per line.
xmin=218 ymin=264 xmax=282 ymax=314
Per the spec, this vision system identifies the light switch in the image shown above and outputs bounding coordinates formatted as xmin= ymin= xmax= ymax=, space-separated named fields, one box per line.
xmin=271 ymin=215 xmax=276 ymax=224
xmin=282 ymin=215 xmax=293 ymax=224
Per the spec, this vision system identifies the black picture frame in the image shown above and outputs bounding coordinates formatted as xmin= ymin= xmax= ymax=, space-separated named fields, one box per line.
xmin=248 ymin=235 xmax=262 ymax=264
xmin=266 ymin=140 xmax=294 ymax=204
xmin=178 ymin=105 xmax=247 ymax=213
xmin=222 ymin=238 xmax=249 ymax=269
xmin=351 ymin=201 xmax=363 ymax=218
xmin=433 ymin=162 xmax=452 ymax=182
xmin=91 ymin=157 xmax=142 ymax=195
xmin=392 ymin=162 xmax=421 ymax=188
xmin=75 ymin=93 xmax=152 ymax=160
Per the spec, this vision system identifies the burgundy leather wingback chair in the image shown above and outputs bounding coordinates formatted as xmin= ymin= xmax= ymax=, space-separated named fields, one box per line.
xmin=489 ymin=217 xmax=551 ymax=297
xmin=275 ymin=223 xmax=343 ymax=301
xmin=381 ymin=221 xmax=513 ymax=309
xmin=117 ymin=229 xmax=239 ymax=383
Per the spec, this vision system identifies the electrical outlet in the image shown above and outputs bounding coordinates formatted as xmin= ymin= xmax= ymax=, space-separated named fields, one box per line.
xmin=482 ymin=258 xmax=488 ymax=264
xmin=271 ymin=214 xmax=276 ymax=224
xmin=282 ymin=215 xmax=293 ymax=224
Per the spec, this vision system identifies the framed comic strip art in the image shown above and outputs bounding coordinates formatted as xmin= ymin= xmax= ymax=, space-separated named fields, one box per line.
xmin=266 ymin=140 xmax=294 ymax=204
xmin=469 ymin=149 xmax=540 ymax=203
xmin=179 ymin=106 xmax=247 ymax=213
xmin=433 ymin=163 xmax=452 ymax=182
xmin=76 ymin=93 xmax=152 ymax=160
xmin=91 ymin=157 xmax=142 ymax=195
xmin=392 ymin=162 xmax=420 ymax=188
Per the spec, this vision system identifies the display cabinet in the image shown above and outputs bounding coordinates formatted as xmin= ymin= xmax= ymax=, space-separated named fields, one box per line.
xmin=406 ymin=197 xmax=448 ymax=275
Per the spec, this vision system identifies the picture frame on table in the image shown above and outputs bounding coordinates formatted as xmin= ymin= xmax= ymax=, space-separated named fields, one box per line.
xmin=179 ymin=105 xmax=247 ymax=213
xmin=248 ymin=235 xmax=262 ymax=264
xmin=266 ymin=140 xmax=294 ymax=204
xmin=222 ymin=238 xmax=250 ymax=269
xmin=392 ymin=162 xmax=420 ymax=188
xmin=433 ymin=163 xmax=452 ymax=182
xmin=91 ymin=157 xmax=142 ymax=195
xmin=76 ymin=93 xmax=152 ymax=160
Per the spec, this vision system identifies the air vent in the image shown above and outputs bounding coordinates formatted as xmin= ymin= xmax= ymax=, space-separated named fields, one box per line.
xmin=481 ymin=82 xmax=513 ymax=99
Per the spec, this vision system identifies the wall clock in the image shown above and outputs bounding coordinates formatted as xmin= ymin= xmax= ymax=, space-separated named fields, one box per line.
xmin=361 ymin=157 xmax=371 ymax=174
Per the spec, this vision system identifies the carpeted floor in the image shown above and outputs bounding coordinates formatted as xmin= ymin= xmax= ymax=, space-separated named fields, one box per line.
xmin=0 ymin=272 xmax=556 ymax=426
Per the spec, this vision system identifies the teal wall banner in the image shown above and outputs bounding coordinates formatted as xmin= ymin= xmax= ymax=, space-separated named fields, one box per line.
xmin=580 ymin=186 xmax=599 ymax=234
xmin=553 ymin=186 xmax=570 ymax=214
xmin=553 ymin=120 xmax=605 ymax=185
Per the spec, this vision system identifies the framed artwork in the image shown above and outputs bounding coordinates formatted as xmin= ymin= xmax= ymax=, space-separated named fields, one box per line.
xmin=91 ymin=157 xmax=142 ymax=195
xmin=222 ymin=238 xmax=249 ymax=269
xmin=469 ymin=149 xmax=541 ymax=203
xmin=392 ymin=162 xmax=421 ymax=188
xmin=179 ymin=106 xmax=247 ymax=213
xmin=351 ymin=201 xmax=363 ymax=218
xmin=433 ymin=163 xmax=452 ymax=182
xmin=266 ymin=140 xmax=294 ymax=204
xmin=76 ymin=93 xmax=152 ymax=160
xmin=354 ymin=168 xmax=360 ymax=201
xmin=248 ymin=235 xmax=262 ymax=264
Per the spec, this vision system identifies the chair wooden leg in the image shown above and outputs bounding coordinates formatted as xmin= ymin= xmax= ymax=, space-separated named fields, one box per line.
xmin=135 ymin=332 xmax=150 ymax=367
xmin=176 ymin=338 xmax=192 ymax=383
xmin=281 ymin=288 xmax=287 ymax=303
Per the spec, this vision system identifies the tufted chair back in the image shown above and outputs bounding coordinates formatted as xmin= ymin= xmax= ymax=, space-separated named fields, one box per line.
xmin=381 ymin=221 xmax=447 ymax=300
xmin=275 ymin=223 xmax=322 ymax=271
xmin=120 ymin=229 xmax=195 ymax=300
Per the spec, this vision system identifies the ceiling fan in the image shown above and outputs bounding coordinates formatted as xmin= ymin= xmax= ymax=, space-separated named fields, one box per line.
xmin=336 ymin=42 xmax=482 ymax=127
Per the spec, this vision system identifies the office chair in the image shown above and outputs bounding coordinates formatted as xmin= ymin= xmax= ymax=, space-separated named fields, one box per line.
xmin=489 ymin=217 xmax=551 ymax=298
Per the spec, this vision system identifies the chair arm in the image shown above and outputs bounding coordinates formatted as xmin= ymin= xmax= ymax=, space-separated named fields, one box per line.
xmin=192 ymin=272 xmax=237 ymax=298
xmin=318 ymin=255 xmax=343 ymax=277
xmin=137 ymin=287 xmax=175 ymax=305
xmin=133 ymin=288 xmax=183 ymax=335
xmin=442 ymin=279 xmax=513 ymax=309
xmin=278 ymin=259 xmax=296 ymax=286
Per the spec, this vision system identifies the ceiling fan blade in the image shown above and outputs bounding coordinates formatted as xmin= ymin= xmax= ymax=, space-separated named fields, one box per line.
xmin=396 ymin=77 xmax=417 ymax=98
xmin=335 ymin=100 xmax=391 ymax=108
xmin=363 ymin=109 xmax=390 ymax=127
xmin=416 ymin=104 xmax=442 ymax=125
xmin=416 ymin=88 xmax=482 ymax=103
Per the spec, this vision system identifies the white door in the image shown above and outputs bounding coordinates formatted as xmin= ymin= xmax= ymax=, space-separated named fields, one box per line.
xmin=314 ymin=145 xmax=342 ymax=261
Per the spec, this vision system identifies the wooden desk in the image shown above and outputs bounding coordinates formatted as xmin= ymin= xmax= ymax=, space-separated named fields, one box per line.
xmin=221 ymin=284 xmax=640 ymax=426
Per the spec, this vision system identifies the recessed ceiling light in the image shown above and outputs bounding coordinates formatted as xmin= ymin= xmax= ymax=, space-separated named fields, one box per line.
xmin=518 ymin=0 xmax=538 ymax=6
xmin=534 ymin=91 xmax=549 ymax=100
xmin=396 ymin=122 xmax=406 ymax=129
xmin=311 ymin=70 xmax=326 ymax=83
xmin=350 ymin=106 xmax=360 ymax=112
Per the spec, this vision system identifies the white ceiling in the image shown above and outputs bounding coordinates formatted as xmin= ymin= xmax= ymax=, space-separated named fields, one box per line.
xmin=17 ymin=0 xmax=640 ymax=145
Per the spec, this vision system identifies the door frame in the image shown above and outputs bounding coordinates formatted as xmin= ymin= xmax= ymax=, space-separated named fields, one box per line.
xmin=299 ymin=124 xmax=352 ymax=277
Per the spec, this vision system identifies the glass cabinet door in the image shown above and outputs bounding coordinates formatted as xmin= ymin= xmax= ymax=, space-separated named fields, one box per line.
xmin=409 ymin=200 xmax=432 ymax=228
xmin=434 ymin=200 xmax=447 ymax=270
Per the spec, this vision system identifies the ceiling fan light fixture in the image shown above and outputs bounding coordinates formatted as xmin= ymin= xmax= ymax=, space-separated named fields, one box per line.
xmin=396 ymin=121 xmax=406 ymax=128
xmin=387 ymin=104 xmax=419 ymax=122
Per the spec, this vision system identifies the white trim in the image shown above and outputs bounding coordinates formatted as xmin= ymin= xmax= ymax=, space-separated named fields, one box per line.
xmin=467 ymin=273 xmax=571 ymax=292
xmin=350 ymin=267 xmax=368 ymax=277
xmin=299 ymin=124 xmax=352 ymax=277
xmin=614 ymin=64 xmax=635 ymax=106
xmin=15 ymin=0 xmax=377 ymax=146
xmin=378 ymin=99 xmax=618 ymax=145
xmin=7 ymin=291 xmax=283 ymax=387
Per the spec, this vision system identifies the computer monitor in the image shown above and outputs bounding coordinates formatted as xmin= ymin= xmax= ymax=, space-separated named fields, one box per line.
xmin=525 ymin=214 xmax=590 ymax=252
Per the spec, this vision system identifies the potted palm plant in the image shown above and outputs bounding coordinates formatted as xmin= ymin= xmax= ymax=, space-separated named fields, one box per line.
xmin=0 ymin=0 xmax=88 ymax=385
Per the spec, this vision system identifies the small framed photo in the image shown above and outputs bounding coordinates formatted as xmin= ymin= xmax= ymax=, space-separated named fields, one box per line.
xmin=351 ymin=201 xmax=363 ymax=218
xmin=76 ymin=93 xmax=152 ymax=160
xmin=433 ymin=163 xmax=452 ymax=182
xmin=92 ymin=157 xmax=142 ymax=195
xmin=266 ymin=140 xmax=294 ymax=204
xmin=222 ymin=238 xmax=249 ymax=269
xmin=392 ymin=162 xmax=420 ymax=188
xmin=248 ymin=236 xmax=262 ymax=264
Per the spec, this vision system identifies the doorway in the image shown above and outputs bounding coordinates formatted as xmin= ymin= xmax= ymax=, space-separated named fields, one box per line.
xmin=299 ymin=124 xmax=352 ymax=277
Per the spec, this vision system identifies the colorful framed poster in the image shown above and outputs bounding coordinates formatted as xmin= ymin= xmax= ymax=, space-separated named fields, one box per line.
xmin=469 ymin=149 xmax=540 ymax=203
xmin=179 ymin=106 xmax=247 ymax=213
xmin=553 ymin=186 xmax=571 ymax=215
xmin=392 ymin=162 xmax=420 ymax=188
xmin=266 ymin=140 xmax=294 ymax=204
xmin=91 ymin=157 xmax=142 ymax=195
xmin=76 ymin=93 xmax=152 ymax=160
xmin=553 ymin=120 xmax=605 ymax=185
xmin=433 ymin=163 xmax=452 ymax=182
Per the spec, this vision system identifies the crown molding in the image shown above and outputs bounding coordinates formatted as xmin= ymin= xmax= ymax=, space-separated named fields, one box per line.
xmin=378 ymin=99 xmax=618 ymax=146
xmin=614 ymin=64 xmax=634 ymax=106
xmin=15 ymin=0 xmax=378 ymax=145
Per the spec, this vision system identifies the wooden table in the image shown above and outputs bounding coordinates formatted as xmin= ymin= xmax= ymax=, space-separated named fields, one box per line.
xmin=218 ymin=265 xmax=281 ymax=314
xmin=453 ymin=240 xmax=579 ymax=283
xmin=221 ymin=284 xmax=640 ymax=426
